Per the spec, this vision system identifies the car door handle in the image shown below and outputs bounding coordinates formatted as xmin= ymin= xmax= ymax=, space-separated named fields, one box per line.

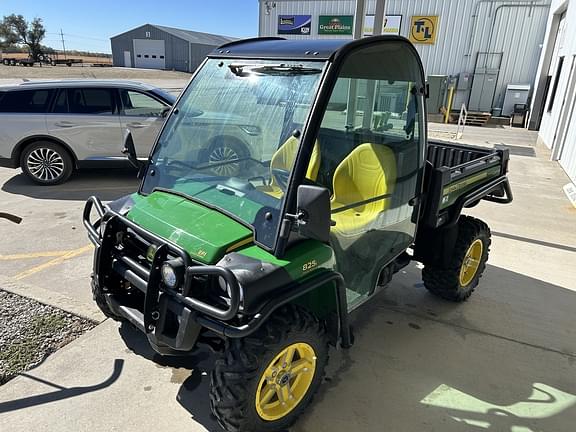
xmin=54 ymin=121 xmax=76 ymax=128
xmin=127 ymin=122 xmax=147 ymax=128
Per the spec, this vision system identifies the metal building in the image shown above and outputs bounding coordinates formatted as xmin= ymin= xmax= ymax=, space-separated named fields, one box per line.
xmin=110 ymin=24 xmax=236 ymax=72
xmin=530 ymin=0 xmax=576 ymax=184
xmin=258 ymin=0 xmax=550 ymax=113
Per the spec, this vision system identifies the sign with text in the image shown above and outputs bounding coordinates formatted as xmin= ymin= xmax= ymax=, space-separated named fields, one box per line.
xmin=364 ymin=15 xmax=402 ymax=36
xmin=318 ymin=15 xmax=353 ymax=35
xmin=278 ymin=15 xmax=312 ymax=35
xmin=409 ymin=16 xmax=439 ymax=44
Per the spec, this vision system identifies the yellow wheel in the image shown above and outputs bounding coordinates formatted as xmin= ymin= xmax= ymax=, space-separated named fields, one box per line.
xmin=423 ymin=216 xmax=490 ymax=302
xmin=459 ymin=239 xmax=483 ymax=287
xmin=255 ymin=342 xmax=317 ymax=421
xmin=210 ymin=305 xmax=328 ymax=432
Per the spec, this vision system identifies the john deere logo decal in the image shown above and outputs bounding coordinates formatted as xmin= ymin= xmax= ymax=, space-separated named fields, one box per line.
xmin=146 ymin=245 xmax=157 ymax=262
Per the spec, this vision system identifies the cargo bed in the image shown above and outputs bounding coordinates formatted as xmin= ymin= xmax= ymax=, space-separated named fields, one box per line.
xmin=422 ymin=140 xmax=512 ymax=228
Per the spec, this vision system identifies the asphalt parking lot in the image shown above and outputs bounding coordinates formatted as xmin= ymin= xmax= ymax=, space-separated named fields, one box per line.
xmin=0 ymin=124 xmax=575 ymax=431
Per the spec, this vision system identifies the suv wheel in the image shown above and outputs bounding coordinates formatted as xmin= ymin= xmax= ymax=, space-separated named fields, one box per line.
xmin=21 ymin=141 xmax=74 ymax=185
xmin=205 ymin=138 xmax=249 ymax=177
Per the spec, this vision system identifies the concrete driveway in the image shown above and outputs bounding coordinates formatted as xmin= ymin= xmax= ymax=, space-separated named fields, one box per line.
xmin=0 ymin=125 xmax=575 ymax=431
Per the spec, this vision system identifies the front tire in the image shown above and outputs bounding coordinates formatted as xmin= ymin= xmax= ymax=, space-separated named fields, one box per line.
xmin=204 ymin=138 xmax=249 ymax=177
xmin=21 ymin=141 xmax=73 ymax=185
xmin=210 ymin=305 xmax=328 ymax=432
xmin=422 ymin=216 xmax=491 ymax=302
xmin=91 ymin=277 xmax=124 ymax=321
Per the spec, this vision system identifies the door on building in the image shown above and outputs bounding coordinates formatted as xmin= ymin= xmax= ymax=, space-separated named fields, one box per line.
xmin=133 ymin=39 xmax=166 ymax=69
xmin=123 ymin=51 xmax=131 ymax=68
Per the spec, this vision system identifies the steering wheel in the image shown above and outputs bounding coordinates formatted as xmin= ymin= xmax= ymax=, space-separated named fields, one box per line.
xmin=271 ymin=168 xmax=290 ymax=190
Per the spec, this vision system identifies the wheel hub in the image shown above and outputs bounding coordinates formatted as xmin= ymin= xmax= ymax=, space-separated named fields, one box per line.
xmin=459 ymin=239 xmax=483 ymax=287
xmin=27 ymin=148 xmax=64 ymax=181
xmin=255 ymin=342 xmax=316 ymax=421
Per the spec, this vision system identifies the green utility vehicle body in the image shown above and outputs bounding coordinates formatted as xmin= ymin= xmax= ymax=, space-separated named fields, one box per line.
xmin=84 ymin=35 xmax=512 ymax=432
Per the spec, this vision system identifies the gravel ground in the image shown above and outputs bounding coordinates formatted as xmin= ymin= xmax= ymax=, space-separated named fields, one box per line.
xmin=0 ymin=289 xmax=96 ymax=385
xmin=0 ymin=64 xmax=190 ymax=80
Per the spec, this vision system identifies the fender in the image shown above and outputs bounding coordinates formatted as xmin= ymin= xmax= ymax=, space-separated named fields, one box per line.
xmin=11 ymin=134 xmax=78 ymax=168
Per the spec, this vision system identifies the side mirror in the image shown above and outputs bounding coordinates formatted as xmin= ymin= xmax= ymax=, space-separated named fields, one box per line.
xmin=295 ymin=185 xmax=331 ymax=243
xmin=161 ymin=106 xmax=171 ymax=118
xmin=122 ymin=131 xmax=146 ymax=176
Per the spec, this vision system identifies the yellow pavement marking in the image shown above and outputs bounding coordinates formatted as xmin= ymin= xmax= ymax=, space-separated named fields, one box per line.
xmin=0 ymin=250 xmax=78 ymax=261
xmin=13 ymin=245 xmax=93 ymax=280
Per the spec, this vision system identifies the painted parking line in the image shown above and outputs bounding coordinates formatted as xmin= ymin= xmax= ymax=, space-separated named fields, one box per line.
xmin=0 ymin=250 xmax=77 ymax=261
xmin=13 ymin=245 xmax=93 ymax=281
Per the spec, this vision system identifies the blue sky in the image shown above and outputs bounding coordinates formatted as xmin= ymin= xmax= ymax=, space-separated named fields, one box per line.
xmin=0 ymin=0 xmax=259 ymax=53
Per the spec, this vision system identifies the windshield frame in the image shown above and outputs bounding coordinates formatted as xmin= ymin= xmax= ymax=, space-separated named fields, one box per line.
xmin=137 ymin=56 xmax=330 ymax=253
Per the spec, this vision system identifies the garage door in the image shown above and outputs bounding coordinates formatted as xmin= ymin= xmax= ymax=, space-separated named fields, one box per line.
xmin=133 ymin=39 xmax=165 ymax=69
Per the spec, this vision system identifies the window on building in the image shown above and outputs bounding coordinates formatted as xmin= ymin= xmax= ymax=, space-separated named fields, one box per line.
xmin=548 ymin=56 xmax=565 ymax=112
xmin=144 ymin=55 xmax=149 ymax=58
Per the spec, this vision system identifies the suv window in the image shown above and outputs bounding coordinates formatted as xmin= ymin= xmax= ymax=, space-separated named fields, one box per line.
xmin=53 ymin=88 xmax=69 ymax=113
xmin=121 ymin=90 xmax=166 ymax=117
xmin=68 ymin=88 xmax=116 ymax=115
xmin=0 ymin=89 xmax=53 ymax=113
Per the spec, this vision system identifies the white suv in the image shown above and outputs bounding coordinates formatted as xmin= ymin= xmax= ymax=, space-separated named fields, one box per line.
xmin=0 ymin=80 xmax=175 ymax=185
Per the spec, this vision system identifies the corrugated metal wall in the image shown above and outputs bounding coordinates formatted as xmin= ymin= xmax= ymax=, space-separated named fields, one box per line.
xmin=259 ymin=0 xmax=550 ymax=109
xmin=110 ymin=24 xmax=217 ymax=72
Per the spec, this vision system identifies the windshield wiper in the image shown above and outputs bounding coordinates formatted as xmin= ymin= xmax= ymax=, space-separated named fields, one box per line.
xmin=228 ymin=63 xmax=322 ymax=77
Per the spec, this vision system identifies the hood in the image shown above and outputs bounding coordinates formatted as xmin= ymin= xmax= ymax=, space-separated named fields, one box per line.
xmin=126 ymin=191 xmax=252 ymax=264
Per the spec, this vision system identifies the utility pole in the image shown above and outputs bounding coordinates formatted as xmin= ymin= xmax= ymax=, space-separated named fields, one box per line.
xmin=347 ymin=0 xmax=387 ymax=129
xmin=60 ymin=29 xmax=67 ymax=59
xmin=346 ymin=0 xmax=366 ymax=128
xmin=362 ymin=0 xmax=386 ymax=129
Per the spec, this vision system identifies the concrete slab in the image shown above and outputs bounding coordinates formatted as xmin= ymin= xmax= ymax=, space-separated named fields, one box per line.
xmin=1 ymin=122 xmax=575 ymax=431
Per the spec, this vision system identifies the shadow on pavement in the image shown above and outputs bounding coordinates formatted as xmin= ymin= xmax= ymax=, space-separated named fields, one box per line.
xmin=115 ymin=262 xmax=576 ymax=432
xmin=0 ymin=359 xmax=124 ymax=414
xmin=118 ymin=323 xmax=223 ymax=432
xmin=2 ymin=168 xmax=140 ymax=201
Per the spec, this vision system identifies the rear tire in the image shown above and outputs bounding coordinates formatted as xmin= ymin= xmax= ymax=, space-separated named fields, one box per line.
xmin=210 ymin=305 xmax=328 ymax=432
xmin=20 ymin=141 xmax=74 ymax=185
xmin=422 ymin=216 xmax=491 ymax=302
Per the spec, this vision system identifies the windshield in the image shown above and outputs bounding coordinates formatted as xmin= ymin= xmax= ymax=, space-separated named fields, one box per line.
xmin=141 ymin=58 xmax=325 ymax=248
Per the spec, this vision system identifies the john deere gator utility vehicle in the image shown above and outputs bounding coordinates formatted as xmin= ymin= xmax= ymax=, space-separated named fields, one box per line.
xmin=84 ymin=36 xmax=512 ymax=432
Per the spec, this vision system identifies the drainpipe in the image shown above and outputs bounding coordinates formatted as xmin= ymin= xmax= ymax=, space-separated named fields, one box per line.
xmin=466 ymin=0 xmax=549 ymax=58
xmin=485 ymin=3 xmax=551 ymax=58
xmin=484 ymin=3 xmax=550 ymax=108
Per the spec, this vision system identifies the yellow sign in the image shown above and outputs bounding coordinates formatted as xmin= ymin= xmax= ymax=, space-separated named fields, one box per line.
xmin=409 ymin=16 xmax=438 ymax=44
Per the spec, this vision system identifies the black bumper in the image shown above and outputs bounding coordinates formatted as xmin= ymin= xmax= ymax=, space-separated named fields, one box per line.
xmin=0 ymin=157 xmax=17 ymax=168
xmin=84 ymin=196 xmax=352 ymax=354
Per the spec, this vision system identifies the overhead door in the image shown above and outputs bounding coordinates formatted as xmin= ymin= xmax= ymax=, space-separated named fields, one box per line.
xmin=133 ymin=39 xmax=165 ymax=70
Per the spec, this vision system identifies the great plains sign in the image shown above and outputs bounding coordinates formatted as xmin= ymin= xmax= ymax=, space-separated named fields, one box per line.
xmin=318 ymin=15 xmax=353 ymax=35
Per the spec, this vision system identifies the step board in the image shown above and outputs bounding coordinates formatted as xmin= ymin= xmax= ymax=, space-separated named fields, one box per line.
xmin=464 ymin=111 xmax=492 ymax=127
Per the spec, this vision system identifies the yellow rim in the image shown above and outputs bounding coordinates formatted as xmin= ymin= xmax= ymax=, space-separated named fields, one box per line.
xmin=255 ymin=342 xmax=317 ymax=421
xmin=459 ymin=239 xmax=483 ymax=287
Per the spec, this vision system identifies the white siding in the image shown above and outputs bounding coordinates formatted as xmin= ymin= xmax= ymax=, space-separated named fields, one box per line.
xmin=259 ymin=0 xmax=550 ymax=109
xmin=534 ymin=0 xmax=576 ymax=183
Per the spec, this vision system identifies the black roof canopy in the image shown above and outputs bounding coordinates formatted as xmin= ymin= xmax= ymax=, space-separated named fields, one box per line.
xmin=209 ymin=36 xmax=416 ymax=61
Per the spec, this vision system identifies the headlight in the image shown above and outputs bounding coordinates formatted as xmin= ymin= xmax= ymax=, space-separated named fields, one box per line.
xmin=161 ymin=258 xmax=184 ymax=288
xmin=218 ymin=276 xmax=243 ymax=302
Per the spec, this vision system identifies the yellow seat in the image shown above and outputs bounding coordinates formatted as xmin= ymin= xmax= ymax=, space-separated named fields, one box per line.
xmin=330 ymin=143 xmax=397 ymax=234
xmin=261 ymin=136 xmax=321 ymax=198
